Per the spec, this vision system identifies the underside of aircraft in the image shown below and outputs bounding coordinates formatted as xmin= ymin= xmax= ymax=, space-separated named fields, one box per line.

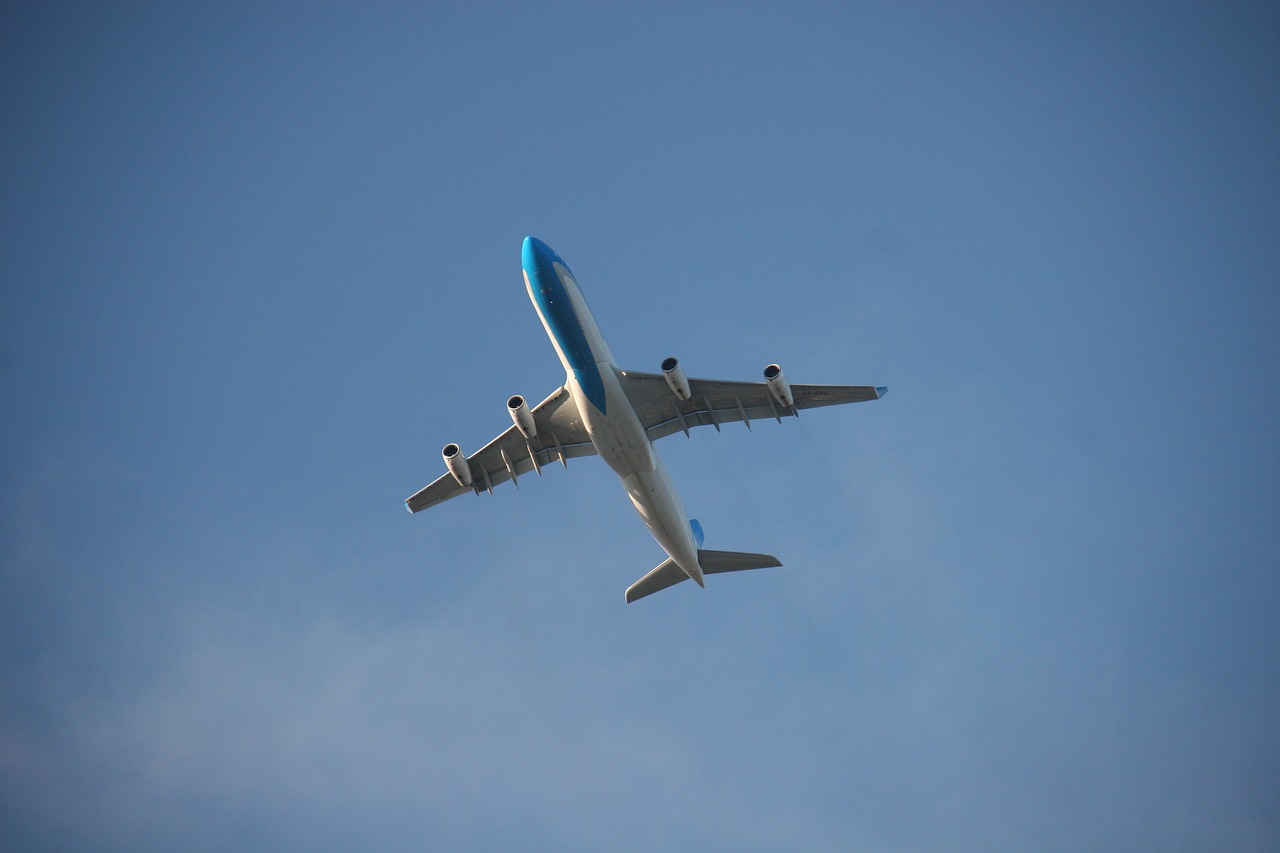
xmin=406 ymin=238 xmax=886 ymax=602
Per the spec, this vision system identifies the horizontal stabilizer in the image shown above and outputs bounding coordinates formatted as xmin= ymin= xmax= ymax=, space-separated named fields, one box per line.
xmin=624 ymin=557 xmax=687 ymax=603
xmin=624 ymin=549 xmax=783 ymax=603
xmin=697 ymin=549 xmax=782 ymax=574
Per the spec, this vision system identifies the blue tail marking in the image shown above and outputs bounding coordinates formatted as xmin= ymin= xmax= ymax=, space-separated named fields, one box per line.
xmin=689 ymin=518 xmax=705 ymax=548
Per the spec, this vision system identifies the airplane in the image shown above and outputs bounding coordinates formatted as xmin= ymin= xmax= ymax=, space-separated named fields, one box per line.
xmin=405 ymin=237 xmax=887 ymax=603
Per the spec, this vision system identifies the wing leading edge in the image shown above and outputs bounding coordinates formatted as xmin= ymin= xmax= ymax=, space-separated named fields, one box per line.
xmin=404 ymin=385 xmax=595 ymax=512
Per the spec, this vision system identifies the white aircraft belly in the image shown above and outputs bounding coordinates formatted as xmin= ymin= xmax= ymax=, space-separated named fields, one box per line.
xmin=620 ymin=457 xmax=702 ymax=583
xmin=575 ymin=363 xmax=654 ymax=477
xmin=572 ymin=365 xmax=702 ymax=584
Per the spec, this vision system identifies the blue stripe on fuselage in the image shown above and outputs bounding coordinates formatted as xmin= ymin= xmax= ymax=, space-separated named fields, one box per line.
xmin=522 ymin=236 xmax=607 ymax=414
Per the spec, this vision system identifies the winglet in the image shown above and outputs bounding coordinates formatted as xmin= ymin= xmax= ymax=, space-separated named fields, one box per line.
xmin=875 ymin=386 xmax=889 ymax=398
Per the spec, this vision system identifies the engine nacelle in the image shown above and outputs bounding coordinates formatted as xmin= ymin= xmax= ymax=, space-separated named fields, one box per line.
xmin=661 ymin=356 xmax=692 ymax=401
xmin=507 ymin=395 xmax=537 ymax=439
xmin=764 ymin=363 xmax=794 ymax=409
xmin=442 ymin=443 xmax=472 ymax=487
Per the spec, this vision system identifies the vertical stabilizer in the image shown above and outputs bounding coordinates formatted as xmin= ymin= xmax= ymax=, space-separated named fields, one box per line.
xmin=689 ymin=518 xmax=705 ymax=548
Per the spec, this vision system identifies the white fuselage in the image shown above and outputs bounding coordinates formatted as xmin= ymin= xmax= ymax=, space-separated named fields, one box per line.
xmin=522 ymin=238 xmax=704 ymax=586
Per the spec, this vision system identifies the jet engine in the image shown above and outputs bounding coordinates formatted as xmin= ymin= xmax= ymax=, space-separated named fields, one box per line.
xmin=507 ymin=395 xmax=537 ymax=439
xmin=763 ymin=363 xmax=794 ymax=409
xmin=661 ymin=356 xmax=692 ymax=401
xmin=442 ymin=443 xmax=472 ymax=487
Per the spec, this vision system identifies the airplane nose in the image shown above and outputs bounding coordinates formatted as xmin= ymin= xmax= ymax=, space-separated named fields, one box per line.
xmin=522 ymin=235 xmax=551 ymax=272
xmin=522 ymin=236 xmax=563 ymax=293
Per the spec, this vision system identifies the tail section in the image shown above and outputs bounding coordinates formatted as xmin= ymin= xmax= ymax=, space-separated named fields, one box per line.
xmin=624 ymin=547 xmax=783 ymax=603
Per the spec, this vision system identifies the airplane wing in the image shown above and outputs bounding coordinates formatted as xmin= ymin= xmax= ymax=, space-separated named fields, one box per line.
xmin=618 ymin=370 xmax=886 ymax=441
xmin=404 ymin=385 xmax=596 ymax=512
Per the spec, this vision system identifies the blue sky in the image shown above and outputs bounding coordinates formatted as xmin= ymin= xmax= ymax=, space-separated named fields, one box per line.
xmin=2 ymin=2 xmax=1278 ymax=850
